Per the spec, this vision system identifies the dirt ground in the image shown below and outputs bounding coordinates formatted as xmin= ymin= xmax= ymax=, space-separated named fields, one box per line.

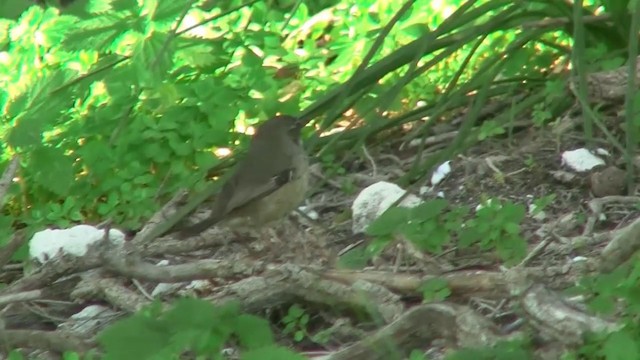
xmin=5 ymin=63 xmax=640 ymax=359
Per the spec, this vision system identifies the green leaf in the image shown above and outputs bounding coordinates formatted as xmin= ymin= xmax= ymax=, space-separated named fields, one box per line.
xmin=176 ymin=42 xmax=230 ymax=70
xmin=365 ymin=206 xmax=410 ymax=236
xmin=8 ymin=115 xmax=45 ymax=148
xmin=39 ymin=15 xmax=77 ymax=47
xmin=337 ymin=246 xmax=369 ymax=269
xmin=602 ymin=330 xmax=639 ymax=360
xmin=242 ymin=50 xmax=263 ymax=69
xmin=409 ymin=349 xmax=426 ymax=360
xmin=165 ymin=298 xmax=238 ymax=334
xmin=458 ymin=226 xmax=480 ymax=248
xmin=589 ymin=294 xmax=616 ymax=314
xmin=132 ymin=31 xmax=174 ymax=86
xmin=86 ymin=0 xmax=116 ymax=13
xmin=233 ymin=314 xmax=274 ymax=349
xmin=64 ymin=14 xmax=129 ymax=51
xmin=139 ymin=0 xmax=158 ymax=19
xmin=62 ymin=351 xmax=81 ymax=360
xmin=365 ymin=235 xmax=392 ymax=257
xmin=154 ymin=1 xmax=187 ymax=22
xmin=420 ymin=278 xmax=451 ymax=302
xmin=30 ymin=146 xmax=75 ymax=196
xmin=401 ymin=23 xmax=430 ymax=38
xmin=0 ymin=19 xmax=14 ymax=47
xmin=7 ymin=350 xmax=24 ymax=360
xmin=410 ymin=199 xmax=448 ymax=220
xmin=112 ymin=0 xmax=139 ymax=13
xmin=287 ymin=304 xmax=304 ymax=319
xmin=99 ymin=310 xmax=170 ymax=360
xmin=14 ymin=5 xmax=44 ymax=34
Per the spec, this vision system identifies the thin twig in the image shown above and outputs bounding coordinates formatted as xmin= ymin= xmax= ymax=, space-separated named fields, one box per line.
xmin=362 ymin=145 xmax=378 ymax=177
xmin=0 ymin=156 xmax=20 ymax=206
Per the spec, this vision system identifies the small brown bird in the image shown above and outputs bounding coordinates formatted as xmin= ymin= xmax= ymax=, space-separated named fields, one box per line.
xmin=178 ymin=115 xmax=309 ymax=237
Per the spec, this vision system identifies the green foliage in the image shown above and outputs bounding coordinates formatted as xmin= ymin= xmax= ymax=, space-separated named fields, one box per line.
xmin=459 ymin=199 xmax=527 ymax=264
xmin=282 ymin=304 xmax=310 ymax=342
xmin=477 ymin=120 xmax=505 ymax=140
xmin=419 ymin=277 xmax=451 ymax=302
xmin=366 ymin=199 xmax=468 ymax=255
xmin=530 ymin=194 xmax=556 ymax=217
xmin=409 ymin=349 xmax=427 ymax=360
xmin=320 ymin=153 xmax=355 ymax=193
xmin=7 ymin=350 xmax=24 ymax=360
xmin=523 ymin=155 xmax=535 ymax=168
xmin=577 ymin=258 xmax=640 ymax=316
xmin=337 ymin=245 xmax=370 ymax=269
xmin=572 ymin=327 xmax=640 ymax=360
xmin=98 ymin=298 xmax=300 ymax=359
xmin=4 ymin=0 xmax=521 ymax=236
xmin=364 ymin=198 xmax=526 ymax=264
xmin=62 ymin=352 xmax=82 ymax=360
xmin=564 ymin=255 xmax=640 ymax=359
xmin=532 ymin=102 xmax=553 ymax=127
xmin=532 ymin=78 xmax=566 ymax=127
xmin=0 ymin=0 xmax=613 ymax=241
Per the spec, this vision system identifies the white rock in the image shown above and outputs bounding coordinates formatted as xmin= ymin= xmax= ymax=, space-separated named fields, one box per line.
xmin=431 ymin=161 xmax=451 ymax=186
xmin=297 ymin=205 xmax=319 ymax=220
xmin=29 ymin=224 xmax=126 ymax=263
xmin=152 ymin=283 xmax=184 ymax=297
xmin=351 ymin=181 xmax=423 ymax=234
xmin=528 ymin=203 xmax=546 ymax=221
xmin=476 ymin=199 xmax=497 ymax=212
xmin=187 ymin=280 xmax=210 ymax=289
xmin=561 ymin=148 xmax=605 ymax=172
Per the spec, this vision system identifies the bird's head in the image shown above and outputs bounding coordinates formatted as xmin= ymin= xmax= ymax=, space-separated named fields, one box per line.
xmin=255 ymin=115 xmax=303 ymax=140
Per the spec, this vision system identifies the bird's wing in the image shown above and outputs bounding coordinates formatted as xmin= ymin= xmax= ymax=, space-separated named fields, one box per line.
xmin=223 ymin=166 xmax=295 ymax=213
xmin=176 ymin=168 xmax=294 ymax=237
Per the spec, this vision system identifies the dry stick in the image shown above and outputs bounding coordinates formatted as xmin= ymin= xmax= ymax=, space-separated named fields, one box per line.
xmin=73 ymin=274 xmax=148 ymax=313
xmin=521 ymin=284 xmax=620 ymax=345
xmin=0 ymin=156 xmax=19 ymax=202
xmin=0 ymin=231 xmax=27 ymax=270
xmin=361 ymin=145 xmax=378 ymax=177
xmin=102 ymin=252 xmax=264 ymax=283
xmin=584 ymin=196 xmax=640 ymax=236
xmin=600 ymin=215 xmax=640 ymax=272
xmin=131 ymin=190 xmax=190 ymax=246
xmin=0 ymin=329 xmax=93 ymax=354
xmin=0 ymin=290 xmax=42 ymax=306
xmin=323 ymin=269 xmax=510 ymax=299
xmin=327 ymin=303 xmax=505 ymax=360
xmin=1 ymin=252 xmax=98 ymax=295
xmin=0 ymin=157 xmax=24 ymax=268
xmin=0 ymin=226 xmax=238 ymax=296
xmin=517 ymin=238 xmax=552 ymax=267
